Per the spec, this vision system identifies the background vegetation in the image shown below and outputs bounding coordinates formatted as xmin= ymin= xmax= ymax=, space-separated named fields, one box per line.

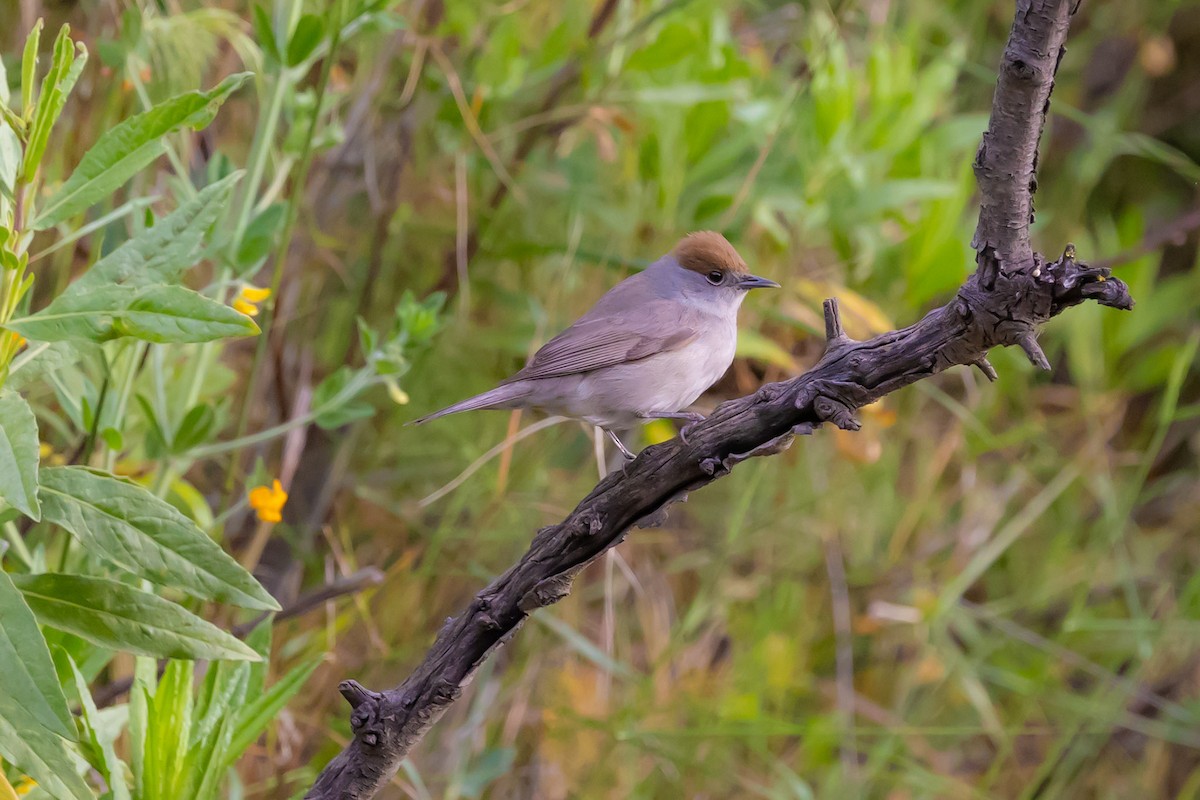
xmin=1 ymin=0 xmax=1198 ymax=797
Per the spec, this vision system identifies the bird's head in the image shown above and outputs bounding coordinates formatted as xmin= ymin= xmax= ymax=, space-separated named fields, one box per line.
xmin=658 ymin=231 xmax=779 ymax=310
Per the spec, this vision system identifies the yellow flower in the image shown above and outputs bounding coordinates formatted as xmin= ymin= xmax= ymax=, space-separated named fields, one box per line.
xmin=240 ymin=285 xmax=271 ymax=302
xmin=233 ymin=284 xmax=271 ymax=316
xmin=248 ymin=479 xmax=287 ymax=523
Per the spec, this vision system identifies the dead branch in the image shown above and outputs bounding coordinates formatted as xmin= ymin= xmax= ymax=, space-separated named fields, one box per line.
xmin=305 ymin=2 xmax=1133 ymax=797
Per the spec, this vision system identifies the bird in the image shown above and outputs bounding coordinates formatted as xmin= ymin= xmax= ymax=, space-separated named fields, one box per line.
xmin=411 ymin=231 xmax=779 ymax=459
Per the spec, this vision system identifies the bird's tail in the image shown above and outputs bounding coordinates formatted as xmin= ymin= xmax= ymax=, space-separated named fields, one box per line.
xmin=408 ymin=383 xmax=531 ymax=425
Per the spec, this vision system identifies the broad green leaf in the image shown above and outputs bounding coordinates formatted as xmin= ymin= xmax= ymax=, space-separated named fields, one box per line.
xmin=63 ymin=653 xmax=132 ymax=800
xmin=0 ymin=571 xmax=73 ymax=739
xmin=118 ymin=285 xmax=260 ymax=342
xmin=223 ymin=659 xmax=319 ymax=770
xmin=0 ymin=701 xmax=91 ymax=800
xmin=11 ymin=573 xmax=262 ymax=661
xmin=287 ymin=14 xmax=324 ymax=66
xmin=22 ymin=25 xmax=87 ymax=181
xmin=0 ymin=391 xmax=41 ymax=519
xmin=7 ymin=283 xmax=259 ymax=344
xmin=58 ymin=172 xmax=240 ymax=296
xmin=39 ymin=466 xmax=279 ymax=610
xmin=33 ymin=73 xmax=250 ymax=229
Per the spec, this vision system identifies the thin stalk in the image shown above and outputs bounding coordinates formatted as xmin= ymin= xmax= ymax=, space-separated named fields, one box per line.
xmin=227 ymin=0 xmax=348 ymax=487
xmin=3 ymin=521 xmax=33 ymax=568
xmin=127 ymin=60 xmax=196 ymax=199
xmin=192 ymin=371 xmax=374 ymax=459
xmin=103 ymin=342 xmax=146 ymax=472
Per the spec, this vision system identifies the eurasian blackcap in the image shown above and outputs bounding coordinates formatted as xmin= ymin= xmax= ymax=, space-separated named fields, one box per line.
xmin=412 ymin=231 xmax=779 ymax=458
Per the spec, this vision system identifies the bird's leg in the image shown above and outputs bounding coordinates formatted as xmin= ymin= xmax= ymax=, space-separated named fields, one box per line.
xmin=604 ymin=428 xmax=637 ymax=461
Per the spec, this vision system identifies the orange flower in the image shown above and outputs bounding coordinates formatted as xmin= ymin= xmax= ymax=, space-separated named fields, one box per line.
xmin=248 ymin=479 xmax=287 ymax=523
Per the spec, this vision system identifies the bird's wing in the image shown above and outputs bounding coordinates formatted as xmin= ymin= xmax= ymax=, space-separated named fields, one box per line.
xmin=505 ymin=302 xmax=700 ymax=382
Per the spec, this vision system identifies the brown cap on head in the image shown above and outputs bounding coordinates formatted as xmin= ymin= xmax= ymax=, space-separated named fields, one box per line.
xmin=672 ymin=231 xmax=750 ymax=278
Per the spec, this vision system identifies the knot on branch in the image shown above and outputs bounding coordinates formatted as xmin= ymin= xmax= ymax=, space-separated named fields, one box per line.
xmin=814 ymin=394 xmax=861 ymax=431
xmin=1046 ymin=243 xmax=1134 ymax=313
xmin=579 ymin=511 xmax=605 ymax=535
xmin=1002 ymin=56 xmax=1048 ymax=86
xmin=339 ymin=681 xmax=387 ymax=748
xmin=753 ymin=381 xmax=789 ymax=404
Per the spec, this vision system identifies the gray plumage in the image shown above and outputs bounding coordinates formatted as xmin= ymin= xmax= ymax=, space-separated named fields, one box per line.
xmin=412 ymin=232 xmax=778 ymax=457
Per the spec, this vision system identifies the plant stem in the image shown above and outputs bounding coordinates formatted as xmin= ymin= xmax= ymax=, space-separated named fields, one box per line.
xmin=191 ymin=371 xmax=373 ymax=459
xmin=2 ymin=521 xmax=33 ymax=568
xmin=226 ymin=0 xmax=348 ymax=490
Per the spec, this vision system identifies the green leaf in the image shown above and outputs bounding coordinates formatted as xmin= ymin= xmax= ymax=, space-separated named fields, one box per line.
xmin=118 ymin=285 xmax=260 ymax=342
xmin=63 ymin=652 xmax=132 ymax=800
xmin=21 ymin=19 xmax=42 ymax=115
xmin=8 ymin=283 xmax=260 ymax=344
xmin=5 ymin=341 xmax=91 ymax=391
xmin=57 ymin=172 xmax=240 ymax=296
xmin=39 ymin=466 xmax=280 ymax=611
xmin=22 ymin=25 xmax=87 ymax=181
xmin=224 ymin=658 xmax=319 ymax=770
xmin=143 ymin=659 xmax=193 ymax=800
xmin=171 ymin=403 xmax=216 ymax=454
xmin=287 ymin=14 xmax=325 ymax=67
xmin=135 ymin=394 xmax=170 ymax=459
xmin=0 ymin=571 xmax=74 ymax=739
xmin=313 ymin=366 xmax=373 ymax=429
xmin=0 ymin=705 xmax=91 ymax=800
xmin=233 ymin=202 xmax=285 ymax=271
xmin=0 ymin=391 xmax=41 ymax=519
xmin=128 ymin=658 xmax=153 ymax=799
xmin=11 ymin=573 xmax=262 ymax=661
xmin=0 ymin=120 xmax=19 ymax=202
xmin=33 ymin=73 xmax=250 ymax=229
xmin=252 ymin=5 xmax=280 ymax=62
xmin=185 ymin=662 xmax=249 ymax=800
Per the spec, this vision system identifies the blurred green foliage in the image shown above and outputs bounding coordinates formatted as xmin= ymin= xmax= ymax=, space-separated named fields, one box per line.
xmin=2 ymin=0 xmax=1199 ymax=797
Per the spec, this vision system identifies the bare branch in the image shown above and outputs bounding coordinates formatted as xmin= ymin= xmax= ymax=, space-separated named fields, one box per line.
xmin=305 ymin=2 xmax=1134 ymax=797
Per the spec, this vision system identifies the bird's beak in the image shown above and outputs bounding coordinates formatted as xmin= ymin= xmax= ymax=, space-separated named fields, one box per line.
xmin=738 ymin=274 xmax=781 ymax=290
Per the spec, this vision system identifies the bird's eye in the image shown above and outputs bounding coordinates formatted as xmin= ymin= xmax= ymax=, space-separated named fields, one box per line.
xmin=706 ymin=270 xmax=724 ymax=285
